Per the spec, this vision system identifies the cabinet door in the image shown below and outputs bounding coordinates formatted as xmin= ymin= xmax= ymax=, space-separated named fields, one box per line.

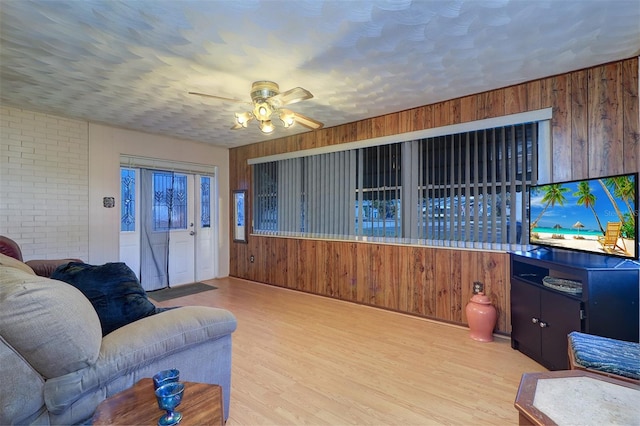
xmin=540 ymin=289 xmax=583 ymax=370
xmin=511 ymin=279 xmax=541 ymax=361
xmin=587 ymin=270 xmax=639 ymax=342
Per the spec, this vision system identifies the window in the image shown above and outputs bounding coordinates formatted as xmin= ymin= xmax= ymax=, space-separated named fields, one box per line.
xmin=152 ymin=172 xmax=187 ymax=231
xmin=412 ymin=124 xmax=536 ymax=247
xmin=121 ymin=168 xmax=136 ymax=232
xmin=201 ymin=176 xmax=211 ymax=228
xmin=356 ymin=143 xmax=401 ymax=238
xmin=252 ymin=115 xmax=548 ymax=249
xmin=253 ymin=161 xmax=278 ymax=232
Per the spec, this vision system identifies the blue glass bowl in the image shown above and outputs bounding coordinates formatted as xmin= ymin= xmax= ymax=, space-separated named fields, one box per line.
xmin=153 ymin=369 xmax=180 ymax=389
xmin=155 ymin=382 xmax=185 ymax=426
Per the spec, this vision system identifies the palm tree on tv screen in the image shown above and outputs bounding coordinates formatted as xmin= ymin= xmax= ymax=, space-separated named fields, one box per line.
xmin=530 ymin=184 xmax=571 ymax=229
xmin=604 ymin=176 xmax=636 ymax=238
xmin=574 ymin=181 xmax=605 ymax=234
xmin=598 ymin=178 xmax=626 ymax=224
xmin=607 ymin=176 xmax=636 ymax=223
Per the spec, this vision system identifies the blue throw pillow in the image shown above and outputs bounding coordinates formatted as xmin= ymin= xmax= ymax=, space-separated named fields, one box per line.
xmin=51 ymin=262 xmax=160 ymax=336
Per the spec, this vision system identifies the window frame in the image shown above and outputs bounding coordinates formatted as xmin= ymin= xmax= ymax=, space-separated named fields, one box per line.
xmin=250 ymin=109 xmax=552 ymax=250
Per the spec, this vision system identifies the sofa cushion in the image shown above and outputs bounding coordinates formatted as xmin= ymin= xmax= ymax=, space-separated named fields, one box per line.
xmin=51 ymin=262 xmax=160 ymax=336
xmin=0 ymin=265 xmax=102 ymax=379
xmin=568 ymin=331 xmax=640 ymax=380
xmin=0 ymin=236 xmax=23 ymax=261
xmin=1 ymin=335 xmax=46 ymax=425
xmin=0 ymin=252 xmax=36 ymax=275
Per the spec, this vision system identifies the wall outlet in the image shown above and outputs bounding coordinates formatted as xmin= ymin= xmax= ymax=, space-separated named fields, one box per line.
xmin=250 ymin=255 xmax=255 ymax=263
xmin=473 ymin=281 xmax=484 ymax=294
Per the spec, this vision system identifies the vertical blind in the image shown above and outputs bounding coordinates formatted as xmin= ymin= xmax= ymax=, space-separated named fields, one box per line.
xmin=255 ymin=152 xmax=358 ymax=237
xmin=412 ymin=124 xmax=536 ymax=248
xmin=252 ymin=121 xmax=544 ymax=249
xmin=306 ymin=151 xmax=356 ymax=236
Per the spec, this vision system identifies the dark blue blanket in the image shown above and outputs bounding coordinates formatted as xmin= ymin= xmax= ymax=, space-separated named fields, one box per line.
xmin=52 ymin=262 xmax=162 ymax=336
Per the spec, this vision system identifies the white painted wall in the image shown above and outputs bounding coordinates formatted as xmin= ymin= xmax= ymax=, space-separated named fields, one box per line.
xmin=0 ymin=106 xmax=230 ymax=277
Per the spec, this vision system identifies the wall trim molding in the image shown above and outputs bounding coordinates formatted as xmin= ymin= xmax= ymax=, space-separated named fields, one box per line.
xmin=120 ymin=154 xmax=216 ymax=176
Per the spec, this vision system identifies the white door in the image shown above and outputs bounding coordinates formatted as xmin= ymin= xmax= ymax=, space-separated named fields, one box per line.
xmin=168 ymin=173 xmax=195 ymax=286
xmin=119 ymin=168 xmax=218 ymax=287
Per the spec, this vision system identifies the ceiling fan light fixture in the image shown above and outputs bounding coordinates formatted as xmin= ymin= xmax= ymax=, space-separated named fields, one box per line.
xmin=191 ymin=80 xmax=322 ymax=134
xmin=280 ymin=110 xmax=296 ymax=128
xmin=235 ymin=111 xmax=253 ymax=127
xmin=259 ymin=120 xmax=275 ymax=134
xmin=254 ymin=101 xmax=272 ymax=121
xmin=250 ymin=81 xmax=280 ymax=102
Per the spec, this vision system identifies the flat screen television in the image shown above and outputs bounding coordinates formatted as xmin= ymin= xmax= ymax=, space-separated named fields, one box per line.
xmin=528 ymin=172 xmax=638 ymax=260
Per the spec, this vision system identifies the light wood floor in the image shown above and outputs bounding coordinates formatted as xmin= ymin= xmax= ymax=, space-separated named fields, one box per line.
xmin=156 ymin=277 xmax=547 ymax=425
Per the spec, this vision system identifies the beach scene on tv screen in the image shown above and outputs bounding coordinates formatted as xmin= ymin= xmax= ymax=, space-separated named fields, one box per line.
xmin=529 ymin=175 xmax=637 ymax=259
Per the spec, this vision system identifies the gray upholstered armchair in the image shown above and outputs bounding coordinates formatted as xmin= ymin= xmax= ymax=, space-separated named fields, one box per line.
xmin=0 ymin=254 xmax=237 ymax=425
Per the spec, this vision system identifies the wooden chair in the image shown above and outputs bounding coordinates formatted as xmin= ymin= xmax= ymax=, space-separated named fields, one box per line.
xmin=597 ymin=221 xmax=627 ymax=254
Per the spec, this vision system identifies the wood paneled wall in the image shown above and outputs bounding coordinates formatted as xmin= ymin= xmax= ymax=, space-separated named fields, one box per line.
xmin=229 ymin=57 xmax=639 ymax=334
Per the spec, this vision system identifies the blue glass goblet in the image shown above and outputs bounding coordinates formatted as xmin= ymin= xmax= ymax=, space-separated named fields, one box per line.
xmin=153 ymin=369 xmax=180 ymax=389
xmin=155 ymin=382 xmax=185 ymax=426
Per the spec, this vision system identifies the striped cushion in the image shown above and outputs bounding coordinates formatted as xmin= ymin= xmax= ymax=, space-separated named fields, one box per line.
xmin=568 ymin=331 xmax=640 ymax=380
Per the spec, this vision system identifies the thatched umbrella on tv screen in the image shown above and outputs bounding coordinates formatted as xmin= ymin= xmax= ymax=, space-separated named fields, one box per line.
xmin=573 ymin=221 xmax=585 ymax=236
xmin=552 ymin=224 xmax=563 ymax=238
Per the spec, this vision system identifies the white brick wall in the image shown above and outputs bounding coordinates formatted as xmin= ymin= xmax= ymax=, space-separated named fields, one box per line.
xmin=0 ymin=106 xmax=89 ymax=260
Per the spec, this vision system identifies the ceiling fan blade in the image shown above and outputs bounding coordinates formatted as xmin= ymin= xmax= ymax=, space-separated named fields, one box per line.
xmin=293 ymin=112 xmax=323 ymax=130
xmin=270 ymin=87 xmax=313 ymax=107
xmin=189 ymin=91 xmax=250 ymax=105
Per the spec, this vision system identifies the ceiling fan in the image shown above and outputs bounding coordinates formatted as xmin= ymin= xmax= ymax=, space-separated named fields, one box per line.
xmin=189 ymin=81 xmax=323 ymax=134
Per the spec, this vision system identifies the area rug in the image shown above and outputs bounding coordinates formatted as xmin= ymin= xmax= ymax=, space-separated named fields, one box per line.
xmin=148 ymin=282 xmax=217 ymax=302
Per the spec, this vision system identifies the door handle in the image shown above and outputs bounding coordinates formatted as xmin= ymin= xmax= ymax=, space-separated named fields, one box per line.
xmin=189 ymin=231 xmax=196 ymax=236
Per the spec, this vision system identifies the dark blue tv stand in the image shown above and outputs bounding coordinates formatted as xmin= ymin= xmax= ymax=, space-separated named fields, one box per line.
xmin=510 ymin=250 xmax=639 ymax=370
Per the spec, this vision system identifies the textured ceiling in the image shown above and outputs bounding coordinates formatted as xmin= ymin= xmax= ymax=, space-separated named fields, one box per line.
xmin=1 ymin=0 xmax=639 ymax=148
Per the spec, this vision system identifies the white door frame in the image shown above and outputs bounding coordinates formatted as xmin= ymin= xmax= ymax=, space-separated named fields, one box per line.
xmin=119 ymin=162 xmax=218 ymax=285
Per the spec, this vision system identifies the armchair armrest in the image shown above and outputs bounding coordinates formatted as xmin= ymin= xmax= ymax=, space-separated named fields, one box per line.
xmin=44 ymin=306 xmax=237 ymax=414
xmin=25 ymin=259 xmax=83 ymax=277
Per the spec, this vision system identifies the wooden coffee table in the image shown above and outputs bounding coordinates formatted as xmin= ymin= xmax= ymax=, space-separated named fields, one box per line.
xmin=92 ymin=378 xmax=223 ymax=425
xmin=514 ymin=370 xmax=639 ymax=425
